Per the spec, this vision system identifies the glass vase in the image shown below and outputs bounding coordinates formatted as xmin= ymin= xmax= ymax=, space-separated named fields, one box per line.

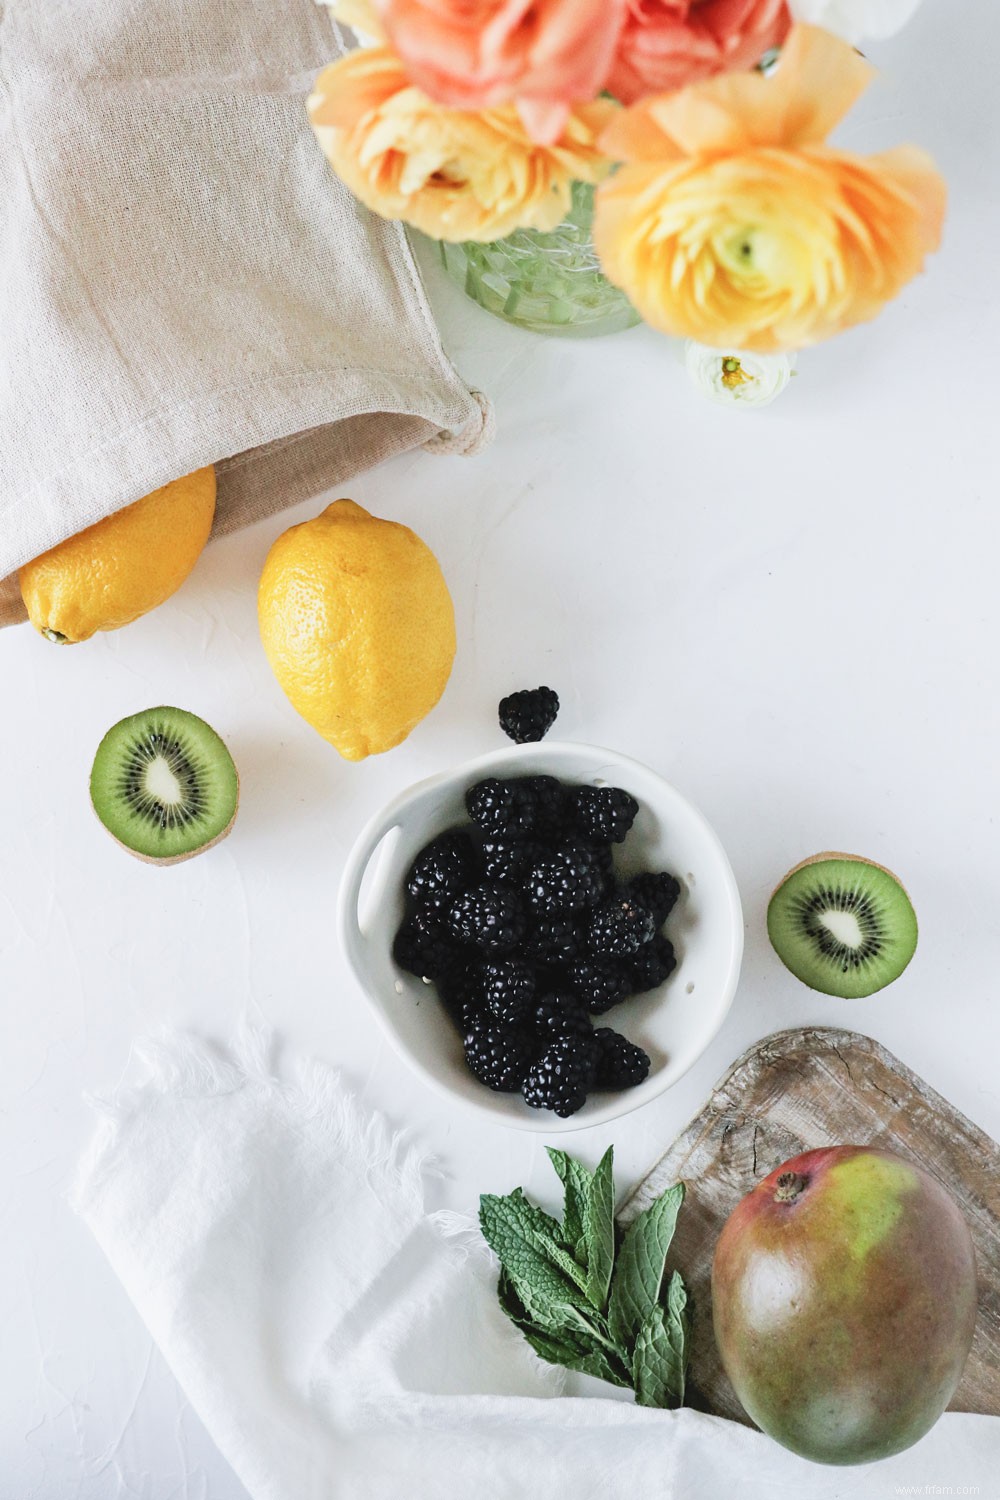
xmin=434 ymin=181 xmax=640 ymax=339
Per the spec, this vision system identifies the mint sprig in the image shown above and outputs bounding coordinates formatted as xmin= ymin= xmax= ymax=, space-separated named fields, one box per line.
xmin=608 ymin=1181 xmax=685 ymax=1349
xmin=478 ymin=1147 xmax=690 ymax=1408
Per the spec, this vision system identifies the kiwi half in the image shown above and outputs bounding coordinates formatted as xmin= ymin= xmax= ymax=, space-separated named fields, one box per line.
xmin=90 ymin=707 xmax=239 ymax=865
xmin=767 ymin=852 xmax=918 ymax=999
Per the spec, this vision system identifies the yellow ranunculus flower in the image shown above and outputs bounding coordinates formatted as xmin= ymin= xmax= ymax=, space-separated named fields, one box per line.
xmin=308 ymin=49 xmax=614 ymax=243
xmin=592 ymin=25 xmax=946 ymax=351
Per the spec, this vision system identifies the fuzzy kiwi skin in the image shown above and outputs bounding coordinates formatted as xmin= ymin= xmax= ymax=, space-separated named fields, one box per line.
xmin=767 ymin=852 xmax=918 ymax=1000
xmin=91 ymin=783 xmax=239 ymax=866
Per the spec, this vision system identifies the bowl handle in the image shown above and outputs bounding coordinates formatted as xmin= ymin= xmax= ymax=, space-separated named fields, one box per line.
xmin=337 ymin=771 xmax=452 ymax=982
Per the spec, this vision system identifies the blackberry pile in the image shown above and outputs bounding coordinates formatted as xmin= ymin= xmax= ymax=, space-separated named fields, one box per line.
xmin=393 ymin=774 xmax=681 ymax=1117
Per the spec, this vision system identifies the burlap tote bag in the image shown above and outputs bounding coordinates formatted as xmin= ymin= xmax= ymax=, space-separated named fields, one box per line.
xmin=0 ymin=0 xmax=491 ymax=627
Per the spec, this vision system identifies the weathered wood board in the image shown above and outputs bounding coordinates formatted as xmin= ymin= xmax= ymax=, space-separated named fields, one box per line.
xmin=622 ymin=1026 xmax=1000 ymax=1424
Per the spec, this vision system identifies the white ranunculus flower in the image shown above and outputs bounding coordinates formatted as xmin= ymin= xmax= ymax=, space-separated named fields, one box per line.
xmin=685 ymin=343 xmax=797 ymax=410
xmin=788 ymin=0 xmax=921 ymax=43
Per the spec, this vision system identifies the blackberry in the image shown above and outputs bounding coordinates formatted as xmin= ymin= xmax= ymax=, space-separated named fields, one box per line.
xmin=466 ymin=776 xmax=569 ymax=840
xmin=587 ymin=895 xmax=656 ymax=957
xmin=524 ymin=840 xmax=606 ymax=914
xmin=448 ymin=884 xmax=528 ymax=953
xmin=625 ymin=872 xmax=681 ymax=928
xmin=592 ymin=1028 xmax=651 ymax=1091
xmin=571 ymin=786 xmax=639 ymax=844
xmin=393 ymin=906 xmax=463 ymax=980
xmin=481 ymin=837 xmax=548 ymax=886
xmin=629 ymin=934 xmax=678 ymax=994
xmin=522 ymin=776 xmax=573 ymax=839
xmin=564 ymin=956 xmax=630 ymax=1015
xmin=531 ymin=991 xmax=593 ymax=1044
xmin=482 ymin=958 xmax=536 ymax=1027
xmin=465 ymin=1026 xmax=536 ymax=1092
xmin=498 ymin=686 xmax=560 ymax=744
xmin=523 ymin=914 xmax=582 ymax=966
xmin=406 ymin=831 xmax=479 ymax=907
xmin=436 ymin=955 xmax=485 ymax=1032
xmin=522 ymin=1034 xmax=598 ymax=1118
xmin=465 ymin=779 xmax=520 ymax=838
xmin=584 ymin=840 xmax=616 ymax=882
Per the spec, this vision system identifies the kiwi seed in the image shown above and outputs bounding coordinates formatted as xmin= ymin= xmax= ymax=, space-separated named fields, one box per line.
xmin=90 ymin=706 xmax=239 ymax=865
xmin=766 ymin=852 xmax=918 ymax=1000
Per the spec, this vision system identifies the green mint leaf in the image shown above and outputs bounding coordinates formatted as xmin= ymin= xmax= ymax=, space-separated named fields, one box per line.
xmin=519 ymin=1321 xmax=634 ymax=1389
xmin=480 ymin=1191 xmax=589 ymax=1306
xmin=583 ymin=1146 xmax=616 ymax=1312
xmin=502 ymin=1270 xmax=628 ymax=1368
xmin=546 ymin=1147 xmax=594 ymax=1254
xmin=632 ymin=1273 xmax=689 ymax=1408
xmin=482 ymin=1159 xmax=692 ymax=1409
xmin=498 ymin=1273 xmax=632 ymax=1389
xmin=507 ymin=1264 xmax=604 ymax=1345
xmin=505 ymin=1187 xmax=588 ymax=1285
xmin=607 ymin=1181 xmax=685 ymax=1350
xmin=664 ymin=1270 xmax=690 ymax=1403
xmin=506 ymin=1187 xmax=565 ymax=1247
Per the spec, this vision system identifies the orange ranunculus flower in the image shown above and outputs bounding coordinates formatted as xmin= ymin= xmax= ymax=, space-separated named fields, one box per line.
xmin=308 ymin=49 xmax=615 ymax=243
xmin=370 ymin=0 xmax=626 ymax=143
xmin=609 ymin=0 xmax=792 ymax=105
xmin=593 ymin=25 xmax=946 ymax=351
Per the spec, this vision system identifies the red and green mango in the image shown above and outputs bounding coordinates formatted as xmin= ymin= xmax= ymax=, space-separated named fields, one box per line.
xmin=712 ymin=1145 xmax=977 ymax=1465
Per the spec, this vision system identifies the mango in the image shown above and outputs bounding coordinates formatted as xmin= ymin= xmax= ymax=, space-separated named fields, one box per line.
xmin=712 ymin=1145 xmax=977 ymax=1465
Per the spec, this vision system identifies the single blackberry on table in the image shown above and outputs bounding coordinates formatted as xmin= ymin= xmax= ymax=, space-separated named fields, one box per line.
xmin=629 ymin=934 xmax=678 ymax=994
xmin=587 ymin=894 xmax=656 ymax=957
xmin=482 ymin=958 xmax=536 ymax=1028
xmin=448 ymin=884 xmax=528 ymax=953
xmin=570 ymin=785 xmax=639 ymax=844
xmin=525 ymin=839 xmax=607 ymax=914
xmin=564 ymin=956 xmax=631 ymax=1015
xmin=481 ymin=836 xmax=548 ymax=886
xmin=465 ymin=1025 xmax=536 ymax=1092
xmin=498 ymin=686 xmax=560 ymax=744
xmin=625 ymin=872 xmax=681 ymax=928
xmin=522 ymin=1034 xmax=598 ymax=1118
xmin=406 ymin=831 xmax=479 ymax=907
xmin=592 ymin=1028 xmax=651 ymax=1091
xmin=531 ymin=990 xmax=593 ymax=1044
xmin=523 ymin=913 xmax=583 ymax=966
xmin=393 ymin=907 xmax=464 ymax=981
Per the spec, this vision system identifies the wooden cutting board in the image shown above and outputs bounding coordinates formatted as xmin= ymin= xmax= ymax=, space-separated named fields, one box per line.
xmin=622 ymin=1026 xmax=1000 ymax=1423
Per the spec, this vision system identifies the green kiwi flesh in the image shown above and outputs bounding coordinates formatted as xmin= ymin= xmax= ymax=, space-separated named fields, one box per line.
xmin=90 ymin=706 xmax=239 ymax=865
xmin=767 ymin=852 xmax=918 ymax=999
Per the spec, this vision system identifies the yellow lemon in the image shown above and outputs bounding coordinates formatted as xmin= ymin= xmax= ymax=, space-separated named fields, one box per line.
xmin=258 ymin=499 xmax=456 ymax=761
xmin=19 ymin=467 xmax=217 ymax=643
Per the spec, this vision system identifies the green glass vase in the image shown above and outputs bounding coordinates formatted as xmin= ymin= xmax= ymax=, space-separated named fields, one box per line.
xmin=434 ymin=181 xmax=640 ymax=339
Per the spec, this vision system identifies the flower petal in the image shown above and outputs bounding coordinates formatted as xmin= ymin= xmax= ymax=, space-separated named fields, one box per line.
xmin=600 ymin=25 xmax=874 ymax=161
xmin=309 ymin=48 xmax=615 ymax=242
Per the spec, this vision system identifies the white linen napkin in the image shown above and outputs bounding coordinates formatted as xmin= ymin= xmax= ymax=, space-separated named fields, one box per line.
xmin=74 ymin=1029 xmax=1000 ymax=1499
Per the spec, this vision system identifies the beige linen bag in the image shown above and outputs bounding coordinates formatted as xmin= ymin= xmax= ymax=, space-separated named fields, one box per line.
xmin=0 ymin=0 xmax=491 ymax=627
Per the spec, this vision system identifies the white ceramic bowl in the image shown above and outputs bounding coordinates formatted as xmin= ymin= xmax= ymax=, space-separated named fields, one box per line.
xmin=338 ymin=743 xmax=743 ymax=1132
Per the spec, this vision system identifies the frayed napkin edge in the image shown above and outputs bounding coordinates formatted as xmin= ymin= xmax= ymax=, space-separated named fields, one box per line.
xmin=71 ymin=1023 xmax=431 ymax=1225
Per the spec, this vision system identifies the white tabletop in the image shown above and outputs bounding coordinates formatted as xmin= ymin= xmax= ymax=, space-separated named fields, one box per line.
xmin=3 ymin=6 xmax=998 ymax=1493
